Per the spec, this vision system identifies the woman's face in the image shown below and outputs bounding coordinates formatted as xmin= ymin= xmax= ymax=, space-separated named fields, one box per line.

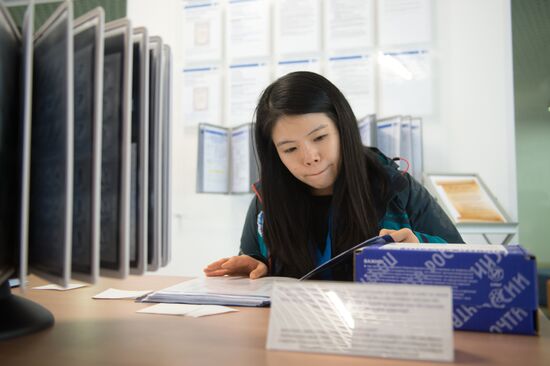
xmin=271 ymin=113 xmax=341 ymax=196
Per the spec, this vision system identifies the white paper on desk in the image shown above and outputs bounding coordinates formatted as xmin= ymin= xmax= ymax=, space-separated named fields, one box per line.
xmin=32 ymin=283 xmax=87 ymax=291
xmin=267 ymin=281 xmax=454 ymax=362
xmin=137 ymin=303 xmax=237 ymax=317
xmin=141 ymin=276 xmax=297 ymax=307
xmin=137 ymin=303 xmax=201 ymax=315
xmin=92 ymin=288 xmax=153 ymax=299
xmin=187 ymin=305 xmax=238 ymax=318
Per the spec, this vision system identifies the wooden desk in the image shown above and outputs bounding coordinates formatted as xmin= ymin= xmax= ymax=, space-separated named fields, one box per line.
xmin=2 ymin=275 xmax=550 ymax=366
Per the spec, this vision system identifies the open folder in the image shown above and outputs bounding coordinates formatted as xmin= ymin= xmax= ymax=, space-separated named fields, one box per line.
xmin=139 ymin=235 xmax=394 ymax=307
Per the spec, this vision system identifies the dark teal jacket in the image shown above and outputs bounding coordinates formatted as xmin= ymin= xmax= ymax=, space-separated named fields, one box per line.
xmin=239 ymin=149 xmax=463 ymax=279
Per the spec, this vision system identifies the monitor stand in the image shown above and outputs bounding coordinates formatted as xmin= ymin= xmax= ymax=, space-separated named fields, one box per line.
xmin=0 ymin=279 xmax=54 ymax=340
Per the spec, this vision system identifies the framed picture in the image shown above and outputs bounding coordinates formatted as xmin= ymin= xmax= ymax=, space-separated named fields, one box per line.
xmin=424 ymin=173 xmax=510 ymax=224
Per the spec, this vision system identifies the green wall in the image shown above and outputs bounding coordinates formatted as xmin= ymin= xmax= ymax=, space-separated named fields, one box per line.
xmin=512 ymin=0 xmax=550 ymax=266
xmin=8 ymin=0 xmax=126 ymax=30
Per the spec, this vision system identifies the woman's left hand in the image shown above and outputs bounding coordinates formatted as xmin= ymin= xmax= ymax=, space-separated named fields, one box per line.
xmin=379 ymin=228 xmax=419 ymax=243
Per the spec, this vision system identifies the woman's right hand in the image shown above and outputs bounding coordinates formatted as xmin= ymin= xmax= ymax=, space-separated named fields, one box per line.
xmin=203 ymin=255 xmax=268 ymax=279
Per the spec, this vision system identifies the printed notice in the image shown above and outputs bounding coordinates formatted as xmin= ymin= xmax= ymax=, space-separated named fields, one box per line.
xmin=378 ymin=0 xmax=432 ymax=46
xmin=324 ymin=0 xmax=374 ymax=52
xmin=326 ymin=55 xmax=375 ymax=119
xmin=275 ymin=59 xmax=321 ymax=78
xmin=379 ymin=49 xmax=433 ymax=116
xmin=230 ymin=125 xmax=251 ymax=193
xmin=267 ymin=281 xmax=454 ymax=362
xmin=226 ymin=0 xmax=270 ymax=60
xmin=201 ymin=126 xmax=229 ymax=193
xmin=182 ymin=1 xmax=222 ymax=62
xmin=227 ymin=62 xmax=270 ymax=124
xmin=182 ymin=66 xmax=222 ymax=126
xmin=275 ymin=0 xmax=320 ymax=55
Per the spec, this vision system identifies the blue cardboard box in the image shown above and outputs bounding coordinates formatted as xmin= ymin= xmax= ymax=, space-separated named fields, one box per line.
xmin=354 ymin=243 xmax=538 ymax=335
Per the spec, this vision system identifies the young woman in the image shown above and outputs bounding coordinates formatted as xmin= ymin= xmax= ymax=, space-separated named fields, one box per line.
xmin=204 ymin=72 xmax=463 ymax=280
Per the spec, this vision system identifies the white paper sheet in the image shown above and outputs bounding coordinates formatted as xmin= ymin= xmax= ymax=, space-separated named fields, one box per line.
xmin=267 ymin=281 xmax=454 ymax=362
xmin=400 ymin=116 xmax=412 ymax=170
xmin=357 ymin=114 xmax=376 ymax=146
xmin=274 ymin=0 xmax=320 ymax=56
xmin=201 ymin=125 xmax=229 ymax=192
xmin=183 ymin=66 xmax=222 ymax=126
xmin=186 ymin=305 xmax=239 ymax=318
xmin=182 ymin=1 xmax=222 ymax=62
xmin=32 ymin=283 xmax=87 ymax=291
xmin=92 ymin=288 xmax=153 ymax=299
xmin=324 ymin=0 xmax=374 ymax=53
xmin=410 ymin=117 xmax=423 ymax=181
xmin=230 ymin=124 xmax=251 ymax=193
xmin=227 ymin=62 xmax=270 ymax=124
xmin=141 ymin=276 xmax=297 ymax=307
xmin=326 ymin=54 xmax=375 ymax=119
xmin=275 ymin=58 xmax=321 ymax=78
xmin=379 ymin=49 xmax=433 ymax=116
xmin=138 ymin=303 xmax=238 ymax=317
xmin=378 ymin=0 xmax=432 ymax=46
xmin=376 ymin=116 xmax=401 ymax=158
xmin=226 ymin=0 xmax=270 ymax=60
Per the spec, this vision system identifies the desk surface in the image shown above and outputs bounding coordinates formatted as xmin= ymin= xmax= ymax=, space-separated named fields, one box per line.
xmin=2 ymin=275 xmax=550 ymax=366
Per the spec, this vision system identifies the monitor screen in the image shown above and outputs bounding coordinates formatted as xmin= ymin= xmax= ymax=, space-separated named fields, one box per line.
xmin=130 ymin=27 xmax=149 ymax=274
xmin=100 ymin=20 xmax=130 ymax=277
xmin=0 ymin=4 xmax=22 ymax=285
xmin=147 ymin=36 xmax=162 ymax=271
xmin=72 ymin=9 xmax=104 ymax=283
xmin=29 ymin=2 xmax=73 ymax=286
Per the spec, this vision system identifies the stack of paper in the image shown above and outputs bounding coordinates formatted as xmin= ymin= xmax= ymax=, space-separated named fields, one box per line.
xmin=140 ymin=276 xmax=296 ymax=307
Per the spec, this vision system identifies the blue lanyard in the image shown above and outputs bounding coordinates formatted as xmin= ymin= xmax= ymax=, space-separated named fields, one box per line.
xmin=314 ymin=213 xmax=333 ymax=279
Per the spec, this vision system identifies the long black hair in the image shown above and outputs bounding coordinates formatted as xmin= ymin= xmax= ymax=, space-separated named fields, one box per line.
xmin=254 ymin=72 xmax=390 ymax=278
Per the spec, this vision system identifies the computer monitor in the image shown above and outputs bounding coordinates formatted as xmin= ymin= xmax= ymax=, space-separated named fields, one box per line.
xmin=0 ymin=1 xmax=54 ymax=341
xmin=17 ymin=0 xmax=34 ymax=293
xmin=161 ymin=44 xmax=172 ymax=268
xmin=130 ymin=27 xmax=149 ymax=275
xmin=147 ymin=36 xmax=163 ymax=271
xmin=29 ymin=0 xmax=74 ymax=287
xmin=0 ymin=0 xmax=23 ymax=287
xmin=72 ymin=7 xmax=104 ymax=284
xmin=100 ymin=19 xmax=132 ymax=278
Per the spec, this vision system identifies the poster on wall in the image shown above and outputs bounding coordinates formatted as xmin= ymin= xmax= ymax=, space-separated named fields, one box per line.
xmin=227 ymin=62 xmax=271 ymax=125
xmin=326 ymin=54 xmax=376 ymax=119
xmin=378 ymin=0 xmax=432 ymax=47
xmin=274 ymin=0 xmax=321 ymax=56
xmin=226 ymin=0 xmax=270 ymax=61
xmin=182 ymin=66 xmax=222 ymax=126
xmin=378 ymin=49 xmax=433 ymax=116
xmin=182 ymin=1 xmax=223 ymax=63
xmin=324 ymin=0 xmax=375 ymax=53
xmin=275 ymin=58 xmax=321 ymax=78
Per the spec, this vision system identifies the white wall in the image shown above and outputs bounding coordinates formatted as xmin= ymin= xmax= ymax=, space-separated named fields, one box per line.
xmin=127 ymin=0 xmax=518 ymax=276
